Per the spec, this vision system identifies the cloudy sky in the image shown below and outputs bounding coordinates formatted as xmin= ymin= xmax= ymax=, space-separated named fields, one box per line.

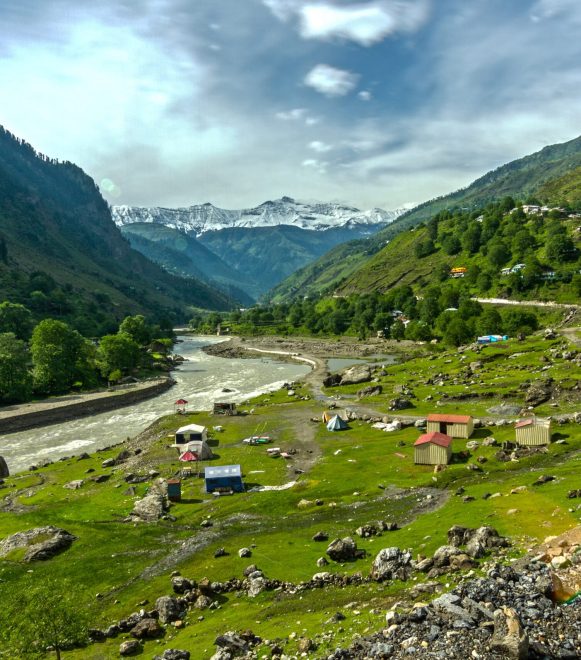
xmin=0 ymin=0 xmax=580 ymax=210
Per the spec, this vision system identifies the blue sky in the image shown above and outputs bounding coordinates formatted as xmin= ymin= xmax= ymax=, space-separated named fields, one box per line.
xmin=0 ymin=0 xmax=580 ymax=210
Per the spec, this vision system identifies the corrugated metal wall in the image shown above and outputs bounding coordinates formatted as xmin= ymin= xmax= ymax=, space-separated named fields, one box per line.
xmin=515 ymin=425 xmax=551 ymax=446
xmin=414 ymin=444 xmax=451 ymax=465
xmin=426 ymin=420 xmax=473 ymax=438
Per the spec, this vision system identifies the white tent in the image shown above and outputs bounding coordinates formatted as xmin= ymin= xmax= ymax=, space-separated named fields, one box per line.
xmin=178 ymin=440 xmax=214 ymax=460
xmin=326 ymin=415 xmax=348 ymax=431
xmin=174 ymin=423 xmax=208 ymax=444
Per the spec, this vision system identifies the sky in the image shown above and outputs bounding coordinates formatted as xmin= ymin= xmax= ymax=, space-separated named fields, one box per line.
xmin=0 ymin=0 xmax=580 ymax=211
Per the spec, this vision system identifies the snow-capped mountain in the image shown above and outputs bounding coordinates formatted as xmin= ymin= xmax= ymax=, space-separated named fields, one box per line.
xmin=112 ymin=196 xmax=405 ymax=236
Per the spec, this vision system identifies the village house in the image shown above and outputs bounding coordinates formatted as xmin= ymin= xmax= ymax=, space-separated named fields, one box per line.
xmin=174 ymin=423 xmax=207 ymax=445
xmin=414 ymin=431 xmax=452 ymax=465
xmin=426 ymin=413 xmax=474 ymax=438
xmin=514 ymin=417 xmax=551 ymax=447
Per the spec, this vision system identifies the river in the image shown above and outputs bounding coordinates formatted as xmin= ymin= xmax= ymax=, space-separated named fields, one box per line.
xmin=0 ymin=336 xmax=310 ymax=474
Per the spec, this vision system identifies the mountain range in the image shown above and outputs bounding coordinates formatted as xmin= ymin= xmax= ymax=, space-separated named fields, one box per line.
xmin=113 ymin=198 xmax=404 ymax=300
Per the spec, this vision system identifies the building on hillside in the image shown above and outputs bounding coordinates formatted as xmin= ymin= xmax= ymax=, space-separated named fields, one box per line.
xmin=174 ymin=423 xmax=207 ymax=445
xmin=477 ymin=334 xmax=508 ymax=344
xmin=204 ymin=465 xmax=244 ymax=494
xmin=514 ymin=417 xmax=551 ymax=446
xmin=426 ymin=413 xmax=474 ymax=439
xmin=177 ymin=439 xmax=214 ymax=460
xmin=414 ymin=432 xmax=452 ymax=465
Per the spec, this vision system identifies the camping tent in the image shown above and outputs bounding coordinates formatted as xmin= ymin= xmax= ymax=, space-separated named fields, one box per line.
xmin=177 ymin=439 xmax=213 ymax=460
xmin=174 ymin=423 xmax=208 ymax=445
xmin=179 ymin=451 xmax=199 ymax=462
xmin=326 ymin=415 xmax=348 ymax=431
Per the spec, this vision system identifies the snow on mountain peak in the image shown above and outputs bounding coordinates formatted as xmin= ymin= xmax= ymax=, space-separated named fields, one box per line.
xmin=112 ymin=197 xmax=406 ymax=236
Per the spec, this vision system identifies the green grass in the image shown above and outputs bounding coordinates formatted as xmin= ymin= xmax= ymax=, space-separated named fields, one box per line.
xmin=2 ymin=337 xmax=581 ymax=658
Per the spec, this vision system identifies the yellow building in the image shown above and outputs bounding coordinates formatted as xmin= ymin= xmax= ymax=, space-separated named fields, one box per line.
xmin=514 ymin=417 xmax=551 ymax=446
xmin=427 ymin=414 xmax=474 ymax=439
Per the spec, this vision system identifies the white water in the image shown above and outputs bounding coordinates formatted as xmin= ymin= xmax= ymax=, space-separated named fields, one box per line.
xmin=0 ymin=336 xmax=309 ymax=474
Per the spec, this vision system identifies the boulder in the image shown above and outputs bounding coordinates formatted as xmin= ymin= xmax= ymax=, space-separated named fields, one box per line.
xmin=0 ymin=456 xmax=9 ymax=478
xmin=525 ymin=379 xmax=554 ymax=406
xmin=155 ymin=652 xmax=191 ymax=660
xmin=326 ymin=537 xmax=361 ymax=562
xmin=357 ymin=385 xmax=382 ymax=398
xmin=490 ymin=606 xmax=529 ymax=659
xmin=0 ymin=526 xmax=76 ymax=562
xmin=131 ymin=492 xmax=167 ymax=522
xmin=248 ymin=576 xmax=266 ymax=597
xmin=214 ymin=631 xmax=250 ymax=654
xmin=238 ymin=547 xmax=252 ymax=558
xmin=130 ymin=618 xmax=163 ymax=639
xmin=119 ymin=640 xmax=141 ymax=656
xmin=340 ymin=365 xmax=372 ymax=386
xmin=323 ymin=373 xmax=341 ymax=387
xmin=370 ymin=547 xmax=413 ymax=581
xmin=389 ymin=397 xmax=413 ymax=411
xmin=312 ymin=531 xmax=328 ymax=542
xmin=432 ymin=545 xmax=462 ymax=567
xmin=171 ymin=576 xmax=193 ymax=594
xmin=63 ymin=479 xmax=84 ymax=490
xmin=155 ymin=596 xmax=182 ymax=624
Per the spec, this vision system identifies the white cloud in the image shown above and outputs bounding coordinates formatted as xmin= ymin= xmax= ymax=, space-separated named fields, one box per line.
xmin=276 ymin=107 xmax=307 ymax=120
xmin=304 ymin=63 xmax=359 ymax=96
xmin=302 ymin=157 xmax=328 ymax=173
xmin=309 ymin=140 xmax=333 ymax=152
xmin=305 ymin=116 xmax=320 ymax=126
xmin=264 ymin=0 xmax=430 ymax=45
xmin=358 ymin=90 xmax=372 ymax=101
xmin=531 ymin=0 xmax=581 ymax=23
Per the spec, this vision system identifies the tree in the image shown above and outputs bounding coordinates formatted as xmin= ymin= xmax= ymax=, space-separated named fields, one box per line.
xmin=487 ymin=241 xmax=510 ymax=268
xmin=477 ymin=308 xmax=502 ymax=335
xmin=441 ymin=234 xmax=461 ymax=255
xmin=442 ymin=317 xmax=473 ymax=347
xmin=0 ymin=577 xmax=89 ymax=659
xmin=0 ymin=301 xmax=33 ymax=339
xmin=118 ymin=314 xmax=152 ymax=345
xmin=0 ymin=333 xmax=32 ymax=403
xmin=30 ymin=320 xmax=91 ymax=394
xmin=461 ymin=223 xmax=481 ymax=254
xmin=390 ymin=320 xmax=405 ymax=341
xmin=97 ymin=332 xmax=140 ymax=379
xmin=414 ymin=238 xmax=435 ymax=258
xmin=546 ymin=234 xmax=576 ymax=262
xmin=502 ymin=309 xmax=538 ymax=336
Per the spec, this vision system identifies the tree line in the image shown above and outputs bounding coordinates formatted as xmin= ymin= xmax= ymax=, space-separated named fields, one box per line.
xmin=0 ymin=302 xmax=173 ymax=404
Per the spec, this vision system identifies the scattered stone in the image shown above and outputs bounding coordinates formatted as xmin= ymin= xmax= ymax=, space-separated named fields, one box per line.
xmin=238 ymin=547 xmax=252 ymax=558
xmin=63 ymin=479 xmax=84 ymax=490
xmin=340 ymin=365 xmax=372 ymax=385
xmin=326 ymin=537 xmax=363 ymax=562
xmin=317 ymin=557 xmax=329 ymax=568
xmin=370 ymin=547 xmax=413 ymax=581
xmin=155 ymin=651 xmax=190 ymax=660
xmin=155 ymin=596 xmax=182 ymax=624
xmin=214 ymin=547 xmax=227 ymax=558
xmin=101 ymin=458 xmax=116 ymax=468
xmin=130 ymin=618 xmax=163 ymax=639
xmin=312 ymin=531 xmax=329 ymax=542
xmin=490 ymin=606 xmax=529 ymax=659
xmin=357 ymin=385 xmax=382 ymax=398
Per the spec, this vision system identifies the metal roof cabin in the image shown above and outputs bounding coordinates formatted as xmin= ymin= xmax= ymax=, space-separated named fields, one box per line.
xmin=414 ymin=432 xmax=452 ymax=465
xmin=174 ymin=423 xmax=208 ymax=445
xmin=427 ymin=414 xmax=474 ymax=439
xmin=204 ymin=464 xmax=244 ymax=494
xmin=514 ymin=417 xmax=551 ymax=447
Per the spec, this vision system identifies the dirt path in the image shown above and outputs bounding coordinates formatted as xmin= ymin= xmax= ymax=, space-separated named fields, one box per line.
xmin=561 ymin=326 xmax=581 ymax=347
xmin=473 ymin=297 xmax=580 ymax=310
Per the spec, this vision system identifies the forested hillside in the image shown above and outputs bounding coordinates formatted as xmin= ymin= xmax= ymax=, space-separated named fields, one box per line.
xmin=269 ymin=135 xmax=581 ymax=303
xmin=0 ymin=127 xmax=234 ymax=336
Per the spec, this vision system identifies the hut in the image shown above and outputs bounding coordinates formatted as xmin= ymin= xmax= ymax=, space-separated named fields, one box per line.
xmin=426 ymin=414 xmax=474 ymax=439
xmin=514 ymin=417 xmax=551 ymax=447
xmin=204 ymin=465 xmax=244 ymax=494
xmin=174 ymin=423 xmax=207 ymax=445
xmin=167 ymin=479 xmax=182 ymax=502
xmin=213 ymin=402 xmax=237 ymax=416
xmin=326 ymin=415 xmax=348 ymax=431
xmin=174 ymin=398 xmax=188 ymax=414
xmin=414 ymin=432 xmax=452 ymax=465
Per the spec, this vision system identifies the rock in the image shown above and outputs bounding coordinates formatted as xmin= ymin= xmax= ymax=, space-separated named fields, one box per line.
xmin=323 ymin=373 xmax=342 ymax=387
xmin=316 ymin=557 xmax=329 ymax=567
xmin=171 ymin=576 xmax=193 ymax=594
xmin=370 ymin=547 xmax=413 ymax=581
xmin=490 ymin=606 xmax=528 ymax=659
xmin=355 ymin=524 xmax=378 ymax=538
xmin=194 ymin=595 xmax=212 ymax=609
xmin=243 ymin=564 xmax=259 ymax=577
xmin=357 ymin=385 xmax=382 ymax=398
xmin=155 ymin=596 xmax=182 ymax=624
xmin=544 ymin=328 xmax=557 ymax=339
xmin=156 ymin=651 xmax=190 ymax=660
xmin=466 ymin=441 xmax=479 ymax=451
xmin=101 ymin=458 xmax=116 ymax=468
xmin=525 ymin=379 xmax=554 ymax=407
xmin=487 ymin=404 xmax=522 ymax=416
xmin=130 ymin=618 xmax=163 ymax=639
xmin=326 ymin=537 xmax=361 ymax=562
xmin=297 ymin=637 xmax=315 ymax=652
xmin=431 ymin=593 xmax=475 ymax=625
xmin=340 ymin=365 xmax=372 ymax=385
xmin=238 ymin=547 xmax=252 ymax=558
xmin=414 ymin=418 xmax=427 ymax=428
xmin=63 ymin=479 xmax=84 ymax=490
xmin=214 ymin=547 xmax=227 ymax=558
xmin=248 ymin=576 xmax=266 ymax=597
xmin=131 ymin=487 xmax=168 ymax=522
xmin=433 ymin=545 xmax=462 ymax=567
xmin=0 ymin=526 xmax=77 ymax=562
xmin=0 ymin=456 xmax=9 ymax=478
xmin=389 ymin=397 xmax=413 ymax=411
xmin=312 ymin=531 xmax=328 ymax=542
xmin=119 ymin=639 xmax=141 ymax=656
xmin=533 ymin=475 xmax=555 ymax=486
xmin=214 ymin=630 xmax=259 ymax=654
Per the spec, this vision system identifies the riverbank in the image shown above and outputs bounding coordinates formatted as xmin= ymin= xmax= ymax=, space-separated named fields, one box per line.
xmin=0 ymin=377 xmax=175 ymax=435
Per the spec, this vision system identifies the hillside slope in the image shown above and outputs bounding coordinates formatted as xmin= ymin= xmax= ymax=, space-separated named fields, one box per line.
xmin=0 ymin=127 xmax=233 ymax=334
xmin=270 ymin=135 xmax=581 ymax=302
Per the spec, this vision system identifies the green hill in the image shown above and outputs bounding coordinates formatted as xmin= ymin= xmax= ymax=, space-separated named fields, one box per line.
xmin=269 ymin=135 xmax=581 ymax=302
xmin=0 ymin=127 xmax=235 ymax=335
